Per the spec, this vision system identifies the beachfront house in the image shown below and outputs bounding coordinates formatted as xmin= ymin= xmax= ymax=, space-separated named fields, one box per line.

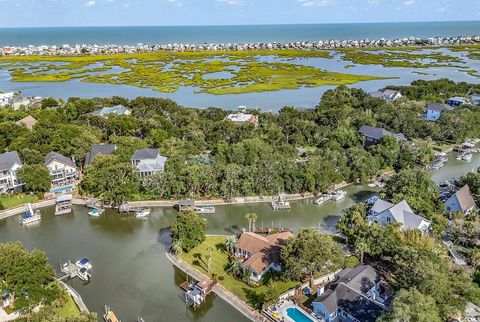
xmin=471 ymin=94 xmax=480 ymax=105
xmin=225 ymin=112 xmax=259 ymax=126
xmin=90 ymin=105 xmax=131 ymax=118
xmin=445 ymin=185 xmax=477 ymax=216
xmin=358 ymin=125 xmax=406 ymax=147
xmin=16 ymin=115 xmax=38 ymax=130
xmin=446 ymin=96 xmax=469 ymax=107
xmin=0 ymin=151 xmax=23 ymax=194
xmin=425 ymin=103 xmax=454 ymax=122
xmin=368 ymin=88 xmax=402 ymax=102
xmin=131 ymin=148 xmax=167 ymax=177
xmin=235 ymin=231 xmax=293 ymax=283
xmin=0 ymin=92 xmax=14 ymax=107
xmin=85 ymin=144 xmax=117 ymax=166
xmin=312 ymin=265 xmax=393 ymax=322
xmin=368 ymin=199 xmax=431 ymax=233
xmin=44 ymin=152 xmax=77 ymax=187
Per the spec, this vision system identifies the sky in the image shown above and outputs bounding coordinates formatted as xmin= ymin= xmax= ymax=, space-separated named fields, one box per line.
xmin=0 ymin=0 xmax=479 ymax=27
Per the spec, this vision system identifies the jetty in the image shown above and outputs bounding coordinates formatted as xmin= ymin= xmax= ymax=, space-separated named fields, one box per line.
xmin=55 ymin=260 xmax=92 ymax=282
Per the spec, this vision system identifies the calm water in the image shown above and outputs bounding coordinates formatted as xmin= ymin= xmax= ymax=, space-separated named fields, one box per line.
xmin=1 ymin=22 xmax=480 ymax=46
xmin=0 ymin=153 xmax=478 ymax=321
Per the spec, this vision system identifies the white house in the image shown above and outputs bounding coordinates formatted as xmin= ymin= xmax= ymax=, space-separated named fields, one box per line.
xmin=368 ymin=199 xmax=431 ymax=233
xmin=235 ymin=231 xmax=293 ymax=282
xmin=368 ymin=88 xmax=402 ymax=102
xmin=445 ymin=185 xmax=477 ymax=216
xmin=0 ymin=151 xmax=23 ymax=194
xmin=0 ymin=92 xmax=14 ymax=107
xmin=471 ymin=95 xmax=480 ymax=105
xmin=225 ymin=112 xmax=259 ymax=126
xmin=446 ymin=96 xmax=469 ymax=107
xmin=425 ymin=103 xmax=453 ymax=122
xmin=90 ymin=105 xmax=131 ymax=118
xmin=131 ymin=148 xmax=167 ymax=177
xmin=44 ymin=152 xmax=77 ymax=187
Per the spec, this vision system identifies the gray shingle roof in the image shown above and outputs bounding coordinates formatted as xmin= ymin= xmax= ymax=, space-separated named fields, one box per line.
xmin=85 ymin=144 xmax=117 ymax=166
xmin=0 ymin=151 xmax=22 ymax=171
xmin=371 ymin=199 xmax=394 ymax=214
xmin=453 ymin=185 xmax=477 ymax=213
xmin=132 ymin=148 xmax=160 ymax=160
xmin=44 ymin=152 xmax=75 ymax=168
xmin=427 ymin=103 xmax=453 ymax=113
xmin=359 ymin=125 xmax=406 ymax=141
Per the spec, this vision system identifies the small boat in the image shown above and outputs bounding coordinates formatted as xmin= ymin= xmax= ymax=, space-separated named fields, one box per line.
xmin=103 ymin=306 xmax=120 ymax=322
xmin=19 ymin=203 xmax=41 ymax=225
xmin=77 ymin=267 xmax=91 ymax=282
xmin=135 ymin=208 xmax=151 ymax=218
xmin=331 ymin=190 xmax=347 ymax=201
xmin=462 ymin=153 xmax=473 ymax=161
xmin=193 ymin=205 xmax=216 ymax=214
xmin=136 ymin=317 xmax=145 ymax=322
xmin=88 ymin=207 xmax=104 ymax=217
xmin=365 ymin=195 xmax=379 ymax=205
xmin=314 ymin=194 xmax=332 ymax=205
xmin=75 ymin=258 xmax=93 ymax=270
xmin=271 ymin=194 xmax=290 ymax=210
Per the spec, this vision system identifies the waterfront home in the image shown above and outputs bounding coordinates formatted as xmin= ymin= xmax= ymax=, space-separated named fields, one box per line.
xmin=425 ymin=103 xmax=454 ymax=122
xmin=368 ymin=88 xmax=402 ymax=102
xmin=131 ymin=148 xmax=167 ymax=176
xmin=0 ymin=92 xmax=14 ymax=107
xmin=472 ymin=94 xmax=480 ymax=105
xmin=16 ymin=115 xmax=38 ymax=130
xmin=235 ymin=231 xmax=293 ymax=282
xmin=358 ymin=125 xmax=406 ymax=147
xmin=85 ymin=144 xmax=117 ymax=166
xmin=44 ymin=152 xmax=77 ymax=187
xmin=446 ymin=96 xmax=469 ymax=107
xmin=12 ymin=96 xmax=31 ymax=110
xmin=0 ymin=151 xmax=23 ymax=194
xmin=368 ymin=199 xmax=431 ymax=233
xmin=312 ymin=264 xmax=393 ymax=322
xmin=444 ymin=185 xmax=477 ymax=216
xmin=90 ymin=105 xmax=131 ymax=118
xmin=225 ymin=112 xmax=259 ymax=126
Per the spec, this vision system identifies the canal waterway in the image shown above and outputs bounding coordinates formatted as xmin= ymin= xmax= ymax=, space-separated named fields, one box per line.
xmin=0 ymin=152 xmax=479 ymax=321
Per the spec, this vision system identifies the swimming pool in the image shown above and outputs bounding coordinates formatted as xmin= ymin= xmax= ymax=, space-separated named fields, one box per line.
xmin=50 ymin=185 xmax=73 ymax=194
xmin=286 ymin=307 xmax=315 ymax=322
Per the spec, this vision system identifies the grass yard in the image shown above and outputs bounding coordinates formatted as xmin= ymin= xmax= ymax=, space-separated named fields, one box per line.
xmin=54 ymin=294 xmax=81 ymax=318
xmin=180 ymin=235 xmax=299 ymax=309
xmin=0 ymin=194 xmax=38 ymax=209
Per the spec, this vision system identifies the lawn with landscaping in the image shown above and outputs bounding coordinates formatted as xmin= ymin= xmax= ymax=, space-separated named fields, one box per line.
xmin=0 ymin=194 xmax=38 ymax=209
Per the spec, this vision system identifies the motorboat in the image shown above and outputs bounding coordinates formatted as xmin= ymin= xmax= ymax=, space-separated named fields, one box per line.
xmin=77 ymin=267 xmax=91 ymax=282
xmin=271 ymin=194 xmax=290 ymax=210
xmin=331 ymin=190 xmax=347 ymax=201
xmin=135 ymin=208 xmax=151 ymax=218
xmin=103 ymin=306 xmax=120 ymax=322
xmin=88 ymin=207 xmax=104 ymax=217
xmin=193 ymin=205 xmax=216 ymax=214
xmin=314 ymin=194 xmax=333 ymax=205
xmin=19 ymin=203 xmax=41 ymax=225
xmin=75 ymin=258 xmax=93 ymax=270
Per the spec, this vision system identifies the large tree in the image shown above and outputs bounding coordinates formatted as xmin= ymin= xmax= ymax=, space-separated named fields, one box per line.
xmin=171 ymin=211 xmax=207 ymax=252
xmin=17 ymin=164 xmax=51 ymax=193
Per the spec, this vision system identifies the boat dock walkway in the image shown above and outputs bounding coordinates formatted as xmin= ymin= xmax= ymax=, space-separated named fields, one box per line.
xmin=166 ymin=252 xmax=264 ymax=322
xmin=54 ymin=262 xmax=84 ymax=281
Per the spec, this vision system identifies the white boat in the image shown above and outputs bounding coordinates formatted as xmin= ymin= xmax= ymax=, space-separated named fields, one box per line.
xmin=463 ymin=153 xmax=473 ymax=161
xmin=19 ymin=203 xmax=41 ymax=225
xmin=271 ymin=195 xmax=290 ymax=210
xmin=331 ymin=190 xmax=347 ymax=201
xmin=77 ymin=267 xmax=91 ymax=282
xmin=88 ymin=207 xmax=104 ymax=217
xmin=193 ymin=205 xmax=216 ymax=214
xmin=75 ymin=258 xmax=93 ymax=270
xmin=135 ymin=208 xmax=151 ymax=218
xmin=314 ymin=194 xmax=332 ymax=205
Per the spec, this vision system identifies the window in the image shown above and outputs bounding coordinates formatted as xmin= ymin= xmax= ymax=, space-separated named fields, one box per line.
xmin=386 ymin=217 xmax=391 ymax=222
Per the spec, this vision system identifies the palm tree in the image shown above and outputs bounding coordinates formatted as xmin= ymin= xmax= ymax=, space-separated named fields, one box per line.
xmin=244 ymin=213 xmax=257 ymax=232
xmin=355 ymin=240 xmax=370 ymax=264
xmin=225 ymin=236 xmax=237 ymax=256
xmin=250 ymin=213 xmax=257 ymax=232
xmin=205 ymin=245 xmax=214 ymax=274
xmin=171 ymin=240 xmax=183 ymax=255
xmin=228 ymin=258 xmax=243 ymax=278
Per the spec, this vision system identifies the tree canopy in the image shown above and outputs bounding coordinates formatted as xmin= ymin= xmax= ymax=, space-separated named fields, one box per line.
xmin=171 ymin=211 xmax=207 ymax=252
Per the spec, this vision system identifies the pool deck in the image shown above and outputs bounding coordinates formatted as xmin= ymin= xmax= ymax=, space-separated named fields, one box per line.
xmin=277 ymin=300 xmax=323 ymax=322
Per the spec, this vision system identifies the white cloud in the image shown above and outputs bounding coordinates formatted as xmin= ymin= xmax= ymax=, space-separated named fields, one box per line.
xmin=123 ymin=3 xmax=130 ymax=8
xmin=297 ymin=0 xmax=333 ymax=7
xmin=436 ymin=7 xmax=445 ymax=12
xmin=217 ymin=0 xmax=244 ymax=5
xmin=404 ymin=0 xmax=415 ymax=5
xmin=368 ymin=0 xmax=380 ymax=4
xmin=85 ymin=0 xmax=96 ymax=7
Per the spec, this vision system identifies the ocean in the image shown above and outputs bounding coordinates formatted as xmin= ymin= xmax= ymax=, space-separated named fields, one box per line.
xmin=1 ymin=21 xmax=480 ymax=46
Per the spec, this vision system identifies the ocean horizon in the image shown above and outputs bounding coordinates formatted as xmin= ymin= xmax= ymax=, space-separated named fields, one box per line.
xmin=1 ymin=20 xmax=480 ymax=46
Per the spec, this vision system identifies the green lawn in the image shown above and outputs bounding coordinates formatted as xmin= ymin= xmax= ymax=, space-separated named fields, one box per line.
xmin=0 ymin=194 xmax=38 ymax=209
xmin=180 ymin=236 xmax=299 ymax=309
xmin=54 ymin=294 xmax=81 ymax=318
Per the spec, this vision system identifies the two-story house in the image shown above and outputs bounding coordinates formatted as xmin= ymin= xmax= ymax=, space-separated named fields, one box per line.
xmin=90 ymin=105 xmax=132 ymax=118
xmin=225 ymin=112 xmax=259 ymax=127
xmin=235 ymin=231 xmax=293 ymax=282
xmin=44 ymin=152 xmax=77 ymax=187
xmin=425 ymin=103 xmax=453 ymax=122
xmin=131 ymin=148 xmax=167 ymax=177
xmin=312 ymin=264 xmax=393 ymax=322
xmin=368 ymin=88 xmax=402 ymax=102
xmin=0 ymin=151 xmax=23 ymax=194
xmin=368 ymin=198 xmax=431 ymax=233
xmin=445 ymin=185 xmax=477 ymax=216
xmin=358 ymin=125 xmax=406 ymax=147
xmin=85 ymin=144 xmax=117 ymax=166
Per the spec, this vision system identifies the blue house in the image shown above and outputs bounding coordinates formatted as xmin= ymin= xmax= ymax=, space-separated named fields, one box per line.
xmin=446 ymin=96 xmax=469 ymax=107
xmin=312 ymin=265 xmax=392 ymax=322
xmin=425 ymin=103 xmax=453 ymax=122
xmin=444 ymin=185 xmax=477 ymax=216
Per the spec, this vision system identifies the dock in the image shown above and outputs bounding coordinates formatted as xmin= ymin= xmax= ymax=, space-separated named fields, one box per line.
xmin=55 ymin=260 xmax=91 ymax=282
